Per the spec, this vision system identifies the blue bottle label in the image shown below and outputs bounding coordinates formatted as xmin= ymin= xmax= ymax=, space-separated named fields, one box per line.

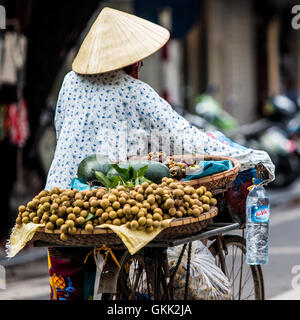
xmin=251 ymin=205 xmax=270 ymax=223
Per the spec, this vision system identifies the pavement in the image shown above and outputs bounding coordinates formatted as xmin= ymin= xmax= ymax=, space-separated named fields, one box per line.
xmin=0 ymin=180 xmax=300 ymax=300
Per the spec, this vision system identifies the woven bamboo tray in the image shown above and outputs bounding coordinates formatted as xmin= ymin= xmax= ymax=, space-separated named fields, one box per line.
xmin=33 ymin=207 xmax=218 ymax=246
xmin=133 ymin=154 xmax=240 ymax=191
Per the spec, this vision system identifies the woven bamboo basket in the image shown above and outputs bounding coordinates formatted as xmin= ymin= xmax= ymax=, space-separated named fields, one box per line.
xmin=132 ymin=154 xmax=240 ymax=191
xmin=33 ymin=207 xmax=218 ymax=246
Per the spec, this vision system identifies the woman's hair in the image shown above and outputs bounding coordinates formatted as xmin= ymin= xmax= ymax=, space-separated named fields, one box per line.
xmin=123 ymin=61 xmax=143 ymax=79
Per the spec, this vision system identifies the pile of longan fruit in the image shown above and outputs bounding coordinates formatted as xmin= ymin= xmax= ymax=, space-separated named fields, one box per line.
xmin=16 ymin=178 xmax=217 ymax=241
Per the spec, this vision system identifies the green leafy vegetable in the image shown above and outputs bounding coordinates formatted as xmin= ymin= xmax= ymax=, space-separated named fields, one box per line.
xmin=94 ymin=164 xmax=152 ymax=189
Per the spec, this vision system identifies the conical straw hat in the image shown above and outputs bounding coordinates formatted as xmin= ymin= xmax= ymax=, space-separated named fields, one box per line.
xmin=72 ymin=7 xmax=170 ymax=75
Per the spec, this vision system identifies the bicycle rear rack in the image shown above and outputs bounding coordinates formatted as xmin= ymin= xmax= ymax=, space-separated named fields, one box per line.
xmin=148 ymin=222 xmax=241 ymax=248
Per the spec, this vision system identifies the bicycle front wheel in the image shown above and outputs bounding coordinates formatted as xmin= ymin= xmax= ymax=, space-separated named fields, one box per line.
xmin=209 ymin=235 xmax=264 ymax=300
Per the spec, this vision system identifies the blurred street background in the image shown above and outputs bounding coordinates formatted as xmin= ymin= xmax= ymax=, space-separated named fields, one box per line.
xmin=1 ymin=0 xmax=300 ymax=300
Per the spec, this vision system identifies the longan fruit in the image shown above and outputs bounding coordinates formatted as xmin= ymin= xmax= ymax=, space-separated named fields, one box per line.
xmin=141 ymin=181 xmax=149 ymax=189
xmin=127 ymin=199 xmax=136 ymax=206
xmin=169 ymin=182 xmax=178 ymax=189
xmin=135 ymin=194 xmax=144 ymax=202
xmin=168 ymin=207 xmax=177 ymax=216
xmin=49 ymin=215 xmax=59 ymax=223
xmin=161 ymin=220 xmax=169 ymax=228
xmin=145 ymin=226 xmax=154 ymax=233
xmin=105 ymin=206 xmax=113 ymax=213
xmin=196 ymin=188 xmax=203 ymax=196
xmin=109 ymin=211 xmax=117 ymax=220
xmin=166 ymin=178 xmax=174 ymax=184
xmin=80 ymin=210 xmax=88 ymax=218
xmin=37 ymin=209 xmax=43 ymax=218
xmin=131 ymin=206 xmax=139 ymax=215
xmin=60 ymin=233 xmax=69 ymax=241
xmin=202 ymin=196 xmax=210 ymax=204
xmin=18 ymin=205 xmax=26 ymax=213
xmin=126 ymin=221 xmax=131 ymax=229
xmin=60 ymin=195 xmax=69 ymax=202
xmin=163 ymin=214 xmax=170 ymax=220
xmin=153 ymin=208 xmax=163 ymax=215
xmin=204 ymin=191 xmax=212 ymax=199
xmin=110 ymin=189 xmax=119 ymax=196
xmin=203 ymin=204 xmax=210 ymax=212
xmin=121 ymin=217 xmax=127 ymax=224
xmin=145 ymin=186 xmax=154 ymax=195
xmin=58 ymin=206 xmax=67 ymax=216
xmin=117 ymin=208 xmax=124 ymax=218
xmin=138 ymin=216 xmax=146 ymax=226
xmin=96 ymin=190 xmax=105 ymax=199
xmin=96 ymin=208 xmax=104 ymax=217
xmin=113 ymin=218 xmax=121 ymax=226
xmin=200 ymin=186 xmax=207 ymax=193
xmin=150 ymin=204 xmax=158 ymax=211
xmin=153 ymin=220 xmax=160 ymax=228
xmin=146 ymin=213 xmax=153 ymax=219
xmin=85 ymin=190 xmax=93 ymax=198
xmin=42 ymin=202 xmax=51 ymax=211
xmin=90 ymin=199 xmax=98 ymax=207
xmin=32 ymin=199 xmax=40 ymax=208
xmin=56 ymin=218 xmax=64 ymax=226
xmin=165 ymin=198 xmax=175 ymax=208
xmin=192 ymin=208 xmax=201 ymax=217
xmin=173 ymin=189 xmax=184 ymax=197
xmin=155 ymin=187 xmax=164 ymax=195
xmin=90 ymin=207 xmax=97 ymax=214
xmin=118 ymin=197 xmax=127 ymax=205
xmin=176 ymin=211 xmax=183 ymax=218
xmin=112 ymin=201 xmax=121 ymax=210
xmin=147 ymin=195 xmax=155 ymax=205
xmin=153 ymin=213 xmax=162 ymax=221
xmin=45 ymin=222 xmax=54 ymax=230
xmin=106 ymin=219 xmax=112 ymax=225
xmin=76 ymin=216 xmax=85 ymax=225
xmin=32 ymin=217 xmax=40 ymax=224
xmin=210 ymin=198 xmax=217 ymax=206
xmin=66 ymin=220 xmax=75 ymax=228
xmin=16 ymin=217 xmax=22 ymax=224
xmin=74 ymin=199 xmax=84 ymax=207
xmin=100 ymin=199 xmax=110 ymax=208
xmin=123 ymin=204 xmax=131 ymax=215
xmin=137 ymin=211 xmax=145 ymax=218
xmin=142 ymin=201 xmax=151 ymax=210
xmin=108 ymin=194 xmax=117 ymax=203
xmin=67 ymin=213 xmax=76 ymax=221
xmin=50 ymin=203 xmax=59 ymax=211
xmin=62 ymin=201 xmax=71 ymax=208
xmin=60 ymin=224 xmax=68 ymax=233
xmin=83 ymin=201 xmax=90 ymax=209
xmin=67 ymin=207 xmax=73 ymax=214
xmin=130 ymin=220 xmax=139 ymax=229
xmin=41 ymin=214 xmax=49 ymax=222
xmin=73 ymin=207 xmax=81 ymax=215
xmin=68 ymin=227 xmax=77 ymax=235
xmin=75 ymin=192 xmax=83 ymax=200
xmin=85 ymin=224 xmax=94 ymax=233
xmin=22 ymin=211 xmax=30 ymax=218
xmin=146 ymin=218 xmax=153 ymax=227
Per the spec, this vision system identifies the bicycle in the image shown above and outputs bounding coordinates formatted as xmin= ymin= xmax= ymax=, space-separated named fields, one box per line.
xmin=90 ymin=219 xmax=264 ymax=301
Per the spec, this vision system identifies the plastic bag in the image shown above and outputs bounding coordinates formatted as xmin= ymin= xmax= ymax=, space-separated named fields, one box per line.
xmin=167 ymin=241 xmax=232 ymax=300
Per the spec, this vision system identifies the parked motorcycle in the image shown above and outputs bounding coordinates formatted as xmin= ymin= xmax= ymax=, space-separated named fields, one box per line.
xmin=193 ymin=92 xmax=300 ymax=189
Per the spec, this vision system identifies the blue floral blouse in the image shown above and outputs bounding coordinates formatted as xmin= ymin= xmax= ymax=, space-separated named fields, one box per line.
xmin=45 ymin=69 xmax=275 ymax=190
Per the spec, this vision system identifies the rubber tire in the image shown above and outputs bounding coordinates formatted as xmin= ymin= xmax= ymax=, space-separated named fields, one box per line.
xmin=209 ymin=235 xmax=265 ymax=300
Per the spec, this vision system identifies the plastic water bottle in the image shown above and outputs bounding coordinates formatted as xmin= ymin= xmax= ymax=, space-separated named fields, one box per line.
xmin=246 ymin=178 xmax=270 ymax=265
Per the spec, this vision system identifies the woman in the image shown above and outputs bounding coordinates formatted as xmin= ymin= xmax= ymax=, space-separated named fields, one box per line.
xmin=45 ymin=7 xmax=275 ymax=300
